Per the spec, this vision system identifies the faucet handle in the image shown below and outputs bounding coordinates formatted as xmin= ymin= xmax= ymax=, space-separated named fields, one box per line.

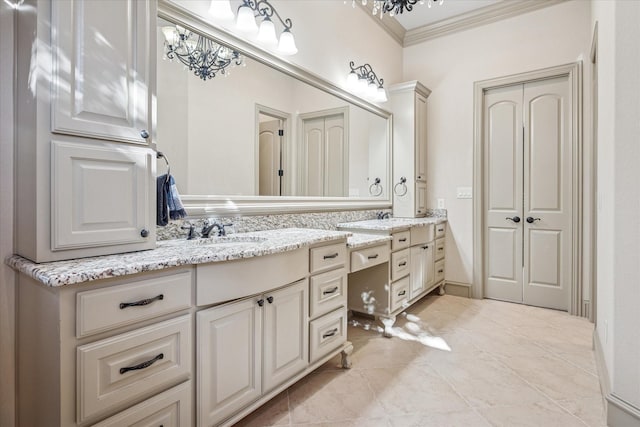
xmin=181 ymin=224 xmax=195 ymax=240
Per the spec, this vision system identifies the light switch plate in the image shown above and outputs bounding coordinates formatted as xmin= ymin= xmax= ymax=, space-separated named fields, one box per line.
xmin=456 ymin=187 xmax=472 ymax=199
xmin=437 ymin=198 xmax=445 ymax=209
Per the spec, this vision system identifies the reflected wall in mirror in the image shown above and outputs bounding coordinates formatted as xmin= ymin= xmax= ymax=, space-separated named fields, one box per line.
xmin=156 ymin=18 xmax=390 ymax=200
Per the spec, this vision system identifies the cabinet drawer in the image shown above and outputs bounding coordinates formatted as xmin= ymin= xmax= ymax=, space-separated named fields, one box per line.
xmin=435 ymin=259 xmax=445 ymax=283
xmin=390 ymin=276 xmax=410 ymax=313
xmin=350 ymin=244 xmax=389 ymax=273
xmin=77 ymin=315 xmax=191 ymax=423
xmin=309 ymin=308 xmax=347 ymax=363
xmin=435 ymin=223 xmax=446 ymax=239
xmin=391 ymin=231 xmax=411 ymax=251
xmin=310 ymin=268 xmax=347 ymax=319
xmin=90 ymin=381 xmax=191 ymax=427
xmin=410 ymin=224 xmax=434 ymax=245
xmin=390 ymin=248 xmax=410 ymax=281
xmin=77 ymin=270 xmax=192 ymax=338
xmin=435 ymin=238 xmax=445 ymax=261
xmin=310 ymin=242 xmax=347 ymax=274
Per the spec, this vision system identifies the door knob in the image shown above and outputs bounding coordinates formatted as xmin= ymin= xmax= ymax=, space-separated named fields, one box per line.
xmin=506 ymin=216 xmax=521 ymax=223
xmin=526 ymin=217 xmax=541 ymax=224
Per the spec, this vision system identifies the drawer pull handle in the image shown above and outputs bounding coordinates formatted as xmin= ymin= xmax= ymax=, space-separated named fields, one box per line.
xmin=398 ymin=290 xmax=406 ymax=296
xmin=398 ymin=261 xmax=407 ymax=267
xmin=323 ymin=253 xmax=339 ymax=260
xmin=422 ymin=245 xmax=429 ymax=250
xmin=438 ymin=247 xmax=444 ymax=251
xmin=323 ymin=286 xmax=339 ymax=295
xmin=119 ymin=353 xmax=164 ymax=375
xmin=367 ymin=254 xmax=379 ymax=259
xmin=322 ymin=328 xmax=339 ymax=339
xmin=119 ymin=294 xmax=164 ymax=310
xmin=399 ymin=238 xmax=407 ymax=242
xmin=438 ymin=269 xmax=444 ymax=273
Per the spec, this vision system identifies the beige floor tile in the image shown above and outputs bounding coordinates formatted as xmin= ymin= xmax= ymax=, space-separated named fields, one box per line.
xmin=388 ymin=410 xmax=492 ymax=427
xmin=234 ymin=392 xmax=290 ymax=427
xmin=291 ymin=417 xmax=391 ymax=427
xmin=432 ymin=353 xmax=550 ymax=408
xmin=288 ymin=369 xmax=386 ymax=424
xmin=362 ymin=364 xmax=470 ymax=416
xmin=478 ymin=400 xmax=588 ymax=427
xmin=496 ymin=354 xmax=601 ymax=400
xmin=556 ymin=350 xmax=599 ymax=376
xmin=556 ymin=397 xmax=607 ymax=427
xmin=467 ymin=327 xmax=548 ymax=358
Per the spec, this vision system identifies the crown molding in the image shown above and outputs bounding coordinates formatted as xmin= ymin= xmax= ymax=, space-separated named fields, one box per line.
xmin=404 ymin=0 xmax=567 ymax=47
xmin=356 ymin=1 xmax=406 ymax=46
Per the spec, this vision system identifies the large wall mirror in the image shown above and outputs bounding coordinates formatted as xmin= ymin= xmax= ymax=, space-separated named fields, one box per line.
xmin=157 ymin=1 xmax=392 ymax=215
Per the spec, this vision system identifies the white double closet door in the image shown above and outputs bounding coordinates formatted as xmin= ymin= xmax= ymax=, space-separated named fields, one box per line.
xmin=484 ymin=76 xmax=572 ymax=311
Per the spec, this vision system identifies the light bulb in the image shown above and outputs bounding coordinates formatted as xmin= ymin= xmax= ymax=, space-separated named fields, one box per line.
xmin=256 ymin=17 xmax=278 ymax=48
xmin=161 ymin=26 xmax=177 ymax=44
xmin=208 ymin=0 xmax=234 ymax=21
xmin=236 ymin=5 xmax=258 ymax=33
xmin=277 ymin=29 xmax=298 ymax=55
xmin=367 ymin=81 xmax=378 ymax=98
xmin=356 ymin=77 xmax=368 ymax=94
xmin=375 ymin=86 xmax=388 ymax=103
xmin=347 ymin=71 xmax=359 ymax=89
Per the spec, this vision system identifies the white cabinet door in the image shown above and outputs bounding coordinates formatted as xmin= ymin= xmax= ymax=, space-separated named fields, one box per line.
xmin=410 ymin=246 xmax=425 ymax=299
xmin=51 ymin=0 xmax=152 ymax=144
xmin=263 ymin=280 xmax=308 ymax=392
xmin=415 ymin=93 xmax=428 ymax=182
xmin=197 ymin=298 xmax=262 ymax=427
xmin=51 ymin=140 xmax=154 ymax=250
xmin=423 ymin=243 xmax=435 ymax=290
xmin=415 ymin=182 xmax=427 ymax=216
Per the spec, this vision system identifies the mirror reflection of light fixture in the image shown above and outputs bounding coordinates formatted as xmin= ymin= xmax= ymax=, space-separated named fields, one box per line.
xmin=346 ymin=61 xmax=387 ymax=103
xmin=350 ymin=0 xmax=444 ymax=18
xmin=209 ymin=0 xmax=298 ymax=56
xmin=162 ymin=25 xmax=245 ymax=80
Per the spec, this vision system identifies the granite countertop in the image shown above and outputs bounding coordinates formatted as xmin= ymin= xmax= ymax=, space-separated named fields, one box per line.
xmin=347 ymin=233 xmax=392 ymax=249
xmin=7 ymin=228 xmax=350 ymax=287
xmin=337 ymin=217 xmax=447 ymax=233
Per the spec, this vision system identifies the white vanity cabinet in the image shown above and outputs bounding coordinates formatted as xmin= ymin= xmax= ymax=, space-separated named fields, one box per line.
xmin=389 ymin=81 xmax=431 ymax=218
xmin=197 ymin=279 xmax=309 ymax=427
xmin=15 ymin=0 xmax=156 ymax=262
xmin=17 ymin=268 xmax=194 ymax=427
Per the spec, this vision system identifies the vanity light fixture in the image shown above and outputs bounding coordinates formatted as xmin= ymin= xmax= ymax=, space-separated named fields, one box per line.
xmin=348 ymin=0 xmax=444 ymax=18
xmin=209 ymin=0 xmax=298 ymax=55
xmin=346 ymin=61 xmax=387 ymax=103
xmin=162 ymin=25 xmax=245 ymax=80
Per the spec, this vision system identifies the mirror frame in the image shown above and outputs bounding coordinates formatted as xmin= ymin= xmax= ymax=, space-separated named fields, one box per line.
xmin=157 ymin=0 xmax=393 ymax=216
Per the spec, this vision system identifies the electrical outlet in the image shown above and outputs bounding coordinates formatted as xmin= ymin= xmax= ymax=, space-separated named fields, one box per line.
xmin=456 ymin=187 xmax=472 ymax=199
xmin=437 ymin=198 xmax=445 ymax=209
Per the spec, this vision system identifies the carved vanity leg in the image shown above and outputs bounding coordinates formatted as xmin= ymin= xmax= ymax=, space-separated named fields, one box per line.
xmin=380 ymin=316 xmax=396 ymax=338
xmin=439 ymin=282 xmax=446 ymax=296
xmin=340 ymin=342 xmax=353 ymax=369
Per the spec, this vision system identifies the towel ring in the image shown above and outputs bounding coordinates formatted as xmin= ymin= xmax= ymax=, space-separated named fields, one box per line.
xmin=157 ymin=151 xmax=171 ymax=184
xmin=394 ymin=177 xmax=408 ymax=197
xmin=369 ymin=177 xmax=383 ymax=197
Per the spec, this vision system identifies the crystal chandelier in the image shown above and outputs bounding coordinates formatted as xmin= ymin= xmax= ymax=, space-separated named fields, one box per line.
xmin=349 ymin=0 xmax=444 ymax=18
xmin=162 ymin=25 xmax=244 ymax=81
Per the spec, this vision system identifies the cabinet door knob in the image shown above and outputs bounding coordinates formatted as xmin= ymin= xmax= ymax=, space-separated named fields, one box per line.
xmin=140 ymin=228 xmax=149 ymax=238
xmin=266 ymin=296 xmax=274 ymax=304
xmin=140 ymin=129 xmax=149 ymax=139
xmin=257 ymin=299 xmax=265 ymax=307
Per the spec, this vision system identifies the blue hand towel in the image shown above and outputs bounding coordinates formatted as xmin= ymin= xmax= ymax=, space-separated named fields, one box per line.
xmin=167 ymin=175 xmax=186 ymax=220
xmin=157 ymin=174 xmax=186 ymax=226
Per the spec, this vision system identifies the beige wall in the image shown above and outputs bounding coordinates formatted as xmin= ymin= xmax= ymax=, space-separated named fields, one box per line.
xmin=0 ymin=1 xmax=15 ymax=426
xmin=402 ymin=0 xmax=593 ymax=288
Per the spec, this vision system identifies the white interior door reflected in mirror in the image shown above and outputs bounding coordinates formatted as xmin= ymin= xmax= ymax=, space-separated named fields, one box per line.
xmin=259 ymin=116 xmax=283 ymax=196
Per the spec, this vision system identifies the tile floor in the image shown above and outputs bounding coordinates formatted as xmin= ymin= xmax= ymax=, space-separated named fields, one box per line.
xmin=235 ymin=294 xmax=605 ymax=427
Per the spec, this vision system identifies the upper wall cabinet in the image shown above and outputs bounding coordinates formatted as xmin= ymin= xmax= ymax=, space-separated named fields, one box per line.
xmin=51 ymin=0 xmax=152 ymax=144
xmin=15 ymin=0 xmax=156 ymax=263
xmin=389 ymin=81 xmax=431 ymax=218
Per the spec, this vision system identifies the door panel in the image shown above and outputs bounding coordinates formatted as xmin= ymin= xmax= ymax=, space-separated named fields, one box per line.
xmin=324 ymin=116 xmax=346 ymax=197
xmin=523 ymin=76 xmax=572 ymax=310
xmin=259 ymin=120 xmax=282 ymax=196
xmin=484 ymin=85 xmax=523 ymax=303
xmin=303 ymin=119 xmax=324 ymax=196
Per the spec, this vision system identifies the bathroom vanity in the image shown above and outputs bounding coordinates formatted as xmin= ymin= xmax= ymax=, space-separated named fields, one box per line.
xmin=9 ymin=229 xmax=353 ymax=427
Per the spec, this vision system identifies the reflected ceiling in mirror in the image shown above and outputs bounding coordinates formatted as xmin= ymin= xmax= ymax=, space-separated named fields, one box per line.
xmin=156 ymin=16 xmax=391 ymax=201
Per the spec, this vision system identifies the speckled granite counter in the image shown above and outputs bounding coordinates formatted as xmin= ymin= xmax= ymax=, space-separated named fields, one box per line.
xmin=346 ymin=233 xmax=392 ymax=249
xmin=337 ymin=217 xmax=447 ymax=233
xmin=7 ymin=228 xmax=350 ymax=287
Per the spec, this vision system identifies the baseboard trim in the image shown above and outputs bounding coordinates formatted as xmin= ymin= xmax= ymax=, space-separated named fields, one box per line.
xmin=593 ymin=330 xmax=640 ymax=426
xmin=443 ymin=281 xmax=472 ymax=298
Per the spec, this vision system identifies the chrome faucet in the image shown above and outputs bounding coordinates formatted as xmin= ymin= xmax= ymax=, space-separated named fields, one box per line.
xmin=201 ymin=220 xmax=232 ymax=238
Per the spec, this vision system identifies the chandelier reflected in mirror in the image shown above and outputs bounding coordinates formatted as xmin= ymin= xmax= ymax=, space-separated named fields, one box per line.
xmin=349 ymin=0 xmax=444 ymax=17
xmin=162 ymin=25 xmax=245 ymax=81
